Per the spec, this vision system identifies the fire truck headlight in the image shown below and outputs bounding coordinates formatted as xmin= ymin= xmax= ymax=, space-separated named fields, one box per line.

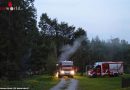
xmin=60 ymin=70 xmax=64 ymax=74
xmin=70 ymin=70 xmax=75 ymax=75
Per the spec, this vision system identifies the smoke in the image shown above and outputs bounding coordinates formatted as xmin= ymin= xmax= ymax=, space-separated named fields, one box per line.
xmin=21 ymin=48 xmax=32 ymax=72
xmin=59 ymin=36 xmax=86 ymax=61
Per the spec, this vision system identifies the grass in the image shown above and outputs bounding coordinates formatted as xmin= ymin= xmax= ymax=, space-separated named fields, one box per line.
xmin=1 ymin=74 xmax=130 ymax=90
xmin=76 ymin=74 xmax=130 ymax=90
xmin=0 ymin=75 xmax=59 ymax=90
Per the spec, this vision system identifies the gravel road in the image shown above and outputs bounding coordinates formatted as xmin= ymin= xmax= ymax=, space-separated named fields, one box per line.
xmin=50 ymin=78 xmax=78 ymax=90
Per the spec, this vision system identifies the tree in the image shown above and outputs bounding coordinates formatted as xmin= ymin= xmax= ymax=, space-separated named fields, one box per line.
xmin=0 ymin=0 xmax=38 ymax=79
xmin=71 ymin=28 xmax=89 ymax=75
xmin=38 ymin=13 xmax=78 ymax=74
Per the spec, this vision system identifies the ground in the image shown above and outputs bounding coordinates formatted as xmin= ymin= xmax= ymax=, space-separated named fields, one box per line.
xmin=76 ymin=74 xmax=130 ymax=90
xmin=0 ymin=75 xmax=59 ymax=90
xmin=50 ymin=77 xmax=78 ymax=90
xmin=50 ymin=74 xmax=130 ymax=90
xmin=0 ymin=74 xmax=130 ymax=90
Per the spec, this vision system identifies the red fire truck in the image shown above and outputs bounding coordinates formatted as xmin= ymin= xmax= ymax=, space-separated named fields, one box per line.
xmin=87 ymin=61 xmax=124 ymax=77
xmin=57 ymin=61 xmax=75 ymax=78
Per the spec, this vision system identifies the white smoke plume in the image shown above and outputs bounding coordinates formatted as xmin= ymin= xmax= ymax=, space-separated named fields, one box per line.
xmin=59 ymin=36 xmax=86 ymax=61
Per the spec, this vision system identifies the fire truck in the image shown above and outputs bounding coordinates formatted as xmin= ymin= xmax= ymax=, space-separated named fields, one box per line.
xmin=87 ymin=61 xmax=124 ymax=77
xmin=57 ymin=61 xmax=75 ymax=78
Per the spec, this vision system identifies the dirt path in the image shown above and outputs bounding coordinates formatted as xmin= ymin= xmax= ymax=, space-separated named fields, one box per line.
xmin=50 ymin=78 xmax=78 ymax=90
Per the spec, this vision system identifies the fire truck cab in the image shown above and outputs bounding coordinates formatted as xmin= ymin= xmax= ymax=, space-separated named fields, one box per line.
xmin=57 ymin=61 xmax=75 ymax=78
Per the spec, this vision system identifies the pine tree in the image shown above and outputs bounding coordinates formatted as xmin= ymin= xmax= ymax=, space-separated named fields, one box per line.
xmin=0 ymin=0 xmax=38 ymax=80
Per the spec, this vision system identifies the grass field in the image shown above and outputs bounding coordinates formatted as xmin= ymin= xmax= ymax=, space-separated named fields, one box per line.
xmin=0 ymin=75 xmax=59 ymax=90
xmin=1 ymin=74 xmax=130 ymax=90
xmin=76 ymin=74 xmax=130 ymax=90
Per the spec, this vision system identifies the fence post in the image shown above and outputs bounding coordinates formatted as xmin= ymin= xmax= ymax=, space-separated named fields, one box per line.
xmin=122 ymin=77 xmax=130 ymax=88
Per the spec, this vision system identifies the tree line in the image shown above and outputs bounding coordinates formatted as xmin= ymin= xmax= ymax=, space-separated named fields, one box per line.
xmin=0 ymin=0 xmax=130 ymax=80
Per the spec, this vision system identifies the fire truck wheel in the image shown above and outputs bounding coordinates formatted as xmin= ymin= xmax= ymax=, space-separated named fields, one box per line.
xmin=69 ymin=75 xmax=73 ymax=78
xmin=58 ymin=75 xmax=62 ymax=78
xmin=114 ymin=73 xmax=119 ymax=77
xmin=92 ymin=74 xmax=97 ymax=78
